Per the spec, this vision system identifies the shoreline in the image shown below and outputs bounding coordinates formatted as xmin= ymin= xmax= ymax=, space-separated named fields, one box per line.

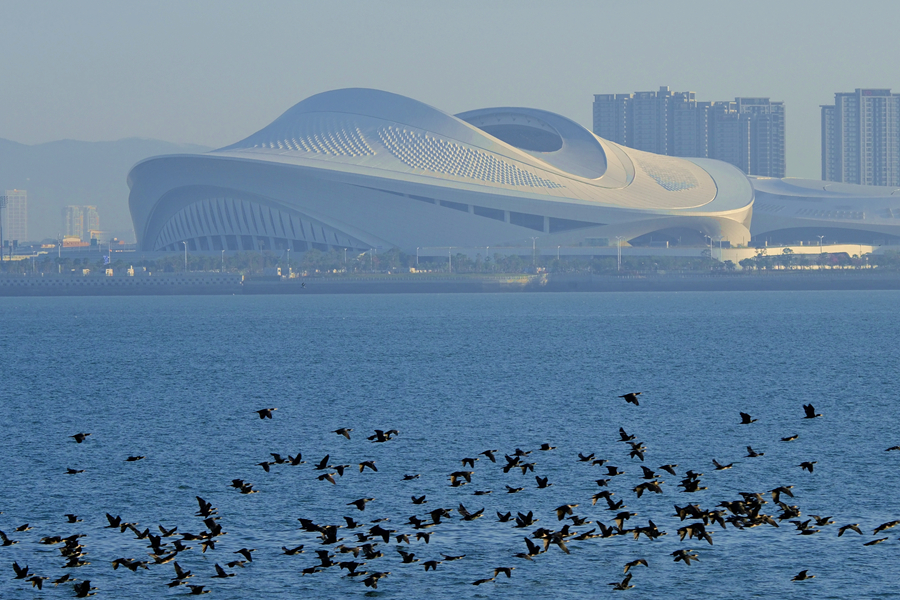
xmin=3 ymin=271 xmax=900 ymax=296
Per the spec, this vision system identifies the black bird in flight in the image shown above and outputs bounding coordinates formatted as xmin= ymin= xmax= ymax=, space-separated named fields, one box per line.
xmin=347 ymin=498 xmax=375 ymax=511
xmin=234 ymin=548 xmax=256 ymax=562
xmin=12 ymin=561 xmax=30 ymax=578
xmin=609 ymin=572 xmax=634 ymax=590
xmin=73 ymin=580 xmax=97 ymax=597
xmin=623 ymin=558 xmax=648 ymax=573
xmin=71 ymin=433 xmax=91 ymax=443
xmin=671 ymin=548 xmax=699 ymax=565
xmin=368 ymin=429 xmax=399 ymax=442
xmin=739 ymin=412 xmax=757 ymax=424
xmin=255 ymin=408 xmax=277 ymax=419
xmin=803 ymin=404 xmax=822 ymax=419
xmin=619 ymin=392 xmax=642 ymax=406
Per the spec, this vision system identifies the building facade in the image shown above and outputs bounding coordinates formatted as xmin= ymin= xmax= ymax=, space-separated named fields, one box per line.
xmin=63 ymin=205 xmax=101 ymax=241
xmin=821 ymin=89 xmax=900 ymax=186
xmin=63 ymin=206 xmax=84 ymax=239
xmin=593 ymin=89 xmax=785 ymax=177
xmin=128 ymin=89 xmax=755 ymax=253
xmin=4 ymin=189 xmax=27 ymax=243
xmin=84 ymin=206 xmax=100 ymax=239
xmin=127 ymin=89 xmax=900 ymax=251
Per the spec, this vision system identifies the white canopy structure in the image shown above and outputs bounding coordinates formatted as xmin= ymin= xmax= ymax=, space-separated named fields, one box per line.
xmin=128 ymin=88 xmax=756 ymax=253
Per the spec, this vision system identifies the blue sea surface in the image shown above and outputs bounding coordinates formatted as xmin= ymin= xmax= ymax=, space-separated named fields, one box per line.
xmin=1 ymin=291 xmax=898 ymax=599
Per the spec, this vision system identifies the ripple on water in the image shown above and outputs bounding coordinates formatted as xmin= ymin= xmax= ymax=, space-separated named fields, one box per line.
xmin=1 ymin=291 xmax=899 ymax=599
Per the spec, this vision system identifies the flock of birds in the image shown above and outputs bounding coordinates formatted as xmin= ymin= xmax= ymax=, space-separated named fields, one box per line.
xmin=3 ymin=393 xmax=899 ymax=596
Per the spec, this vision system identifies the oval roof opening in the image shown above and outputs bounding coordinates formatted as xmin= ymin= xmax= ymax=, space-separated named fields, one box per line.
xmin=460 ymin=112 xmax=563 ymax=153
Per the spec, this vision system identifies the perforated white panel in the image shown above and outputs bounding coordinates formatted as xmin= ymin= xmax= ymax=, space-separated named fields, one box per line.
xmin=637 ymin=156 xmax=699 ymax=192
xmin=377 ymin=126 xmax=563 ymax=189
xmin=250 ymin=118 xmax=375 ymax=157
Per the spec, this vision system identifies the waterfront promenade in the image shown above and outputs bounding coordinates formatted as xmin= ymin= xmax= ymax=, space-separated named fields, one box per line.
xmin=3 ymin=270 xmax=900 ymax=296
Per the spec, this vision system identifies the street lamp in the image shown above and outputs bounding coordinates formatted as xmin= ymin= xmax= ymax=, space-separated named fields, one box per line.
xmin=713 ymin=236 xmax=723 ymax=262
xmin=286 ymin=248 xmax=291 ymax=276
xmin=817 ymin=235 xmax=825 ymax=253
xmin=416 ymin=247 xmax=419 ymax=265
xmin=530 ymin=237 xmax=538 ymax=267
xmin=448 ymin=247 xmax=452 ymax=273
xmin=182 ymin=241 xmax=188 ymax=272
xmin=221 ymin=249 xmax=225 ymax=273
xmin=557 ymin=245 xmax=561 ymax=261
xmin=0 ymin=195 xmax=7 ymax=265
xmin=615 ymin=236 xmax=624 ymax=271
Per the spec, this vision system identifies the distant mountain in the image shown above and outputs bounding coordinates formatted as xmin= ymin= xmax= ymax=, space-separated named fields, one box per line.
xmin=0 ymin=137 xmax=211 ymax=242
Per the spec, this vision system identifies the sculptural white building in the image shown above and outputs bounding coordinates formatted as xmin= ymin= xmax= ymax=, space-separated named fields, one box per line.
xmin=128 ymin=88 xmax=755 ymax=253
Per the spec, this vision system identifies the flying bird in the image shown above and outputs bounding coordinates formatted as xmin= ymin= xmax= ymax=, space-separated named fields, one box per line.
xmin=609 ymin=572 xmax=634 ymax=590
xmin=803 ymin=404 xmax=822 ymax=419
xmin=333 ymin=428 xmax=352 ymax=439
xmin=347 ymin=498 xmax=375 ymax=511
xmin=255 ymin=408 xmax=277 ymax=419
xmin=624 ymin=558 xmax=648 ymax=573
xmin=619 ymin=392 xmax=642 ymax=406
xmin=838 ymin=524 xmax=862 ymax=536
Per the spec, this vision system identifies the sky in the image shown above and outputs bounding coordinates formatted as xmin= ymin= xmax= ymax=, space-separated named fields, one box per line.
xmin=2 ymin=0 xmax=899 ymax=180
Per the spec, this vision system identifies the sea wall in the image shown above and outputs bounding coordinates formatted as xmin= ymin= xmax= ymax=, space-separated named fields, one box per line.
xmin=3 ymin=271 xmax=900 ymax=297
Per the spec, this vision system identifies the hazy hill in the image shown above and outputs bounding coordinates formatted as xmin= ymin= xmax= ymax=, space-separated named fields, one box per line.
xmin=0 ymin=138 xmax=210 ymax=242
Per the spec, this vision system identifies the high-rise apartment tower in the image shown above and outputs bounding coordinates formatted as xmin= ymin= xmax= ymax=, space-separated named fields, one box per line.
xmin=63 ymin=205 xmax=101 ymax=241
xmin=4 ymin=189 xmax=27 ymax=243
xmin=593 ymin=89 xmax=785 ymax=177
xmin=821 ymin=89 xmax=900 ymax=186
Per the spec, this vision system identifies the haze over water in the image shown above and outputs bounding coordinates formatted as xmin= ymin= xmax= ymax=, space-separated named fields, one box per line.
xmin=2 ymin=291 xmax=899 ymax=598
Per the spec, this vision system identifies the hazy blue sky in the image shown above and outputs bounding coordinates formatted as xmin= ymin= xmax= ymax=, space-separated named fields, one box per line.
xmin=2 ymin=0 xmax=898 ymax=179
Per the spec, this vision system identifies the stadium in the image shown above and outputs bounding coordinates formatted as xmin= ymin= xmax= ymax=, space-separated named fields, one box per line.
xmin=127 ymin=88 xmax=754 ymax=254
xmin=127 ymin=88 xmax=900 ymax=255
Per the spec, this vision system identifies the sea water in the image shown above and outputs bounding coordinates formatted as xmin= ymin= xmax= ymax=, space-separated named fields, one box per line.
xmin=1 ymin=291 xmax=898 ymax=599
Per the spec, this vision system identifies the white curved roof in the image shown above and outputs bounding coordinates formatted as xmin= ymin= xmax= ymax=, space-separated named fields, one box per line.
xmin=128 ymin=88 xmax=756 ymax=251
xmin=212 ymin=88 xmax=751 ymax=215
xmin=750 ymin=176 xmax=900 ymax=241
